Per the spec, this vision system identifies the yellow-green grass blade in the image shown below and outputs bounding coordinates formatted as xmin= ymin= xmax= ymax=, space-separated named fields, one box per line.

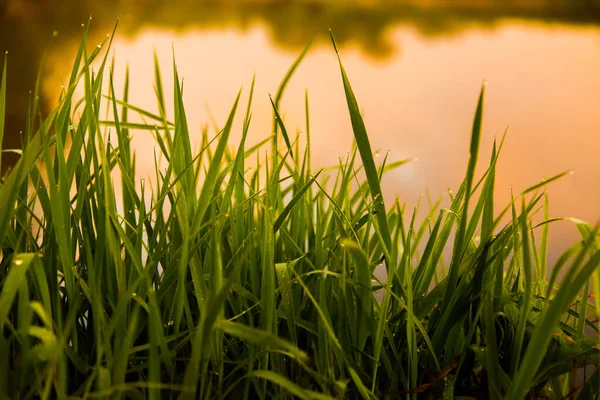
xmin=507 ymin=227 xmax=600 ymax=398
xmin=444 ymin=82 xmax=485 ymax=305
xmin=330 ymin=31 xmax=392 ymax=258
xmin=274 ymin=42 xmax=311 ymax=110
xmin=272 ymin=42 xmax=311 ymax=154
xmin=250 ymin=370 xmax=335 ymax=400
xmin=270 ymin=95 xmax=294 ymax=160
xmin=339 ymin=239 xmax=373 ymax=352
xmin=510 ymin=199 xmax=534 ymax=375
xmin=273 ymin=169 xmax=322 ymax=233
xmin=522 ymin=169 xmax=573 ymax=195
xmin=191 ymin=89 xmax=241 ymax=237
xmin=215 ymin=319 xmax=309 ymax=364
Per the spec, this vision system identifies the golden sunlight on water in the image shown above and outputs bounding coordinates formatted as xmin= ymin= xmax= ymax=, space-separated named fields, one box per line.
xmin=32 ymin=22 xmax=600 ymax=261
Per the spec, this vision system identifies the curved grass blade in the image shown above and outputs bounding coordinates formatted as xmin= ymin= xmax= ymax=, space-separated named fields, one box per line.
xmin=250 ymin=370 xmax=334 ymax=400
xmin=270 ymin=95 xmax=294 ymax=160
xmin=444 ymin=82 xmax=485 ymax=304
xmin=273 ymin=169 xmax=322 ymax=233
xmin=329 ymin=31 xmax=391 ymax=256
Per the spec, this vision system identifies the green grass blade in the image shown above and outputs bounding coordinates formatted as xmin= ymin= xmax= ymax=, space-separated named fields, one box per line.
xmin=273 ymin=169 xmax=322 ymax=233
xmin=444 ymin=82 xmax=485 ymax=304
xmin=270 ymin=95 xmax=294 ymax=160
xmin=329 ymin=31 xmax=391 ymax=256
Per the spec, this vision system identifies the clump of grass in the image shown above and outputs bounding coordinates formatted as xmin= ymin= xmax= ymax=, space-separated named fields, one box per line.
xmin=0 ymin=21 xmax=598 ymax=399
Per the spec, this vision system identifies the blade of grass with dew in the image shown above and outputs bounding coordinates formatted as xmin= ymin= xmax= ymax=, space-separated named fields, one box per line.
xmin=274 ymin=169 xmax=322 ymax=233
xmin=191 ymin=90 xmax=241 ymax=236
xmin=272 ymin=42 xmax=311 ymax=154
xmin=329 ymin=31 xmax=392 ymax=259
xmin=270 ymin=95 xmax=294 ymax=161
xmin=444 ymin=82 xmax=485 ymax=305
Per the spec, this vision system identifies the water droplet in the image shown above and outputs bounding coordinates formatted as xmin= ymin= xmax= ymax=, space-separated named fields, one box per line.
xmin=375 ymin=151 xmax=380 ymax=157
xmin=96 ymin=44 xmax=101 ymax=49
xmin=482 ymin=79 xmax=488 ymax=87
xmin=14 ymin=258 xmax=23 ymax=266
xmin=568 ymin=170 xmax=575 ymax=175
xmin=131 ymin=292 xmax=137 ymax=297
xmin=414 ymin=156 xmax=420 ymax=162
xmin=4 ymin=51 xmax=7 ymax=55
xmin=52 ymin=31 xmax=58 ymax=37
xmin=167 ymin=320 xmax=174 ymax=326
xmin=81 ymin=23 xmax=85 ymax=27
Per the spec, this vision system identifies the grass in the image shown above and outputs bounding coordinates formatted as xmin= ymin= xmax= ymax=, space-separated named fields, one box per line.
xmin=0 ymin=20 xmax=599 ymax=399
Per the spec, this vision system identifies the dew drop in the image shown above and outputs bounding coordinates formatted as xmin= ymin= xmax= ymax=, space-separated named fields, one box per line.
xmin=96 ymin=44 xmax=101 ymax=49
xmin=14 ymin=258 xmax=23 ymax=266
xmin=81 ymin=23 xmax=85 ymax=27
xmin=482 ymin=79 xmax=488 ymax=87
xmin=167 ymin=320 xmax=174 ymax=326
xmin=131 ymin=292 xmax=137 ymax=297
xmin=568 ymin=170 xmax=575 ymax=175
xmin=52 ymin=31 xmax=59 ymax=37
xmin=413 ymin=156 xmax=420 ymax=162
xmin=375 ymin=151 xmax=380 ymax=157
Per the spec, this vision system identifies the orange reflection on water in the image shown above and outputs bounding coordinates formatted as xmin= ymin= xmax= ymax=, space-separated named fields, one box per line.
xmin=42 ymin=22 xmax=600 ymax=260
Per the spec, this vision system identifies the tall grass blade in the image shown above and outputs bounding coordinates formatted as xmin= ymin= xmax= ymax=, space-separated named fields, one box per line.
xmin=329 ymin=31 xmax=392 ymax=256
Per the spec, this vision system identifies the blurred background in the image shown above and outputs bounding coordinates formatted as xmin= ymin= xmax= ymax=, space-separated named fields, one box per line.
xmin=1 ymin=0 xmax=599 ymax=263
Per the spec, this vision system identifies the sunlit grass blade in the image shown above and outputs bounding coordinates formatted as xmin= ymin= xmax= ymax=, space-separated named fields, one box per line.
xmin=329 ymin=31 xmax=392 ymax=257
xmin=191 ymin=90 xmax=241 ymax=236
xmin=270 ymin=95 xmax=294 ymax=160
xmin=444 ymin=82 xmax=485 ymax=304
xmin=273 ymin=169 xmax=322 ymax=233
xmin=507 ymin=226 xmax=600 ymax=398
xmin=250 ymin=370 xmax=335 ymax=400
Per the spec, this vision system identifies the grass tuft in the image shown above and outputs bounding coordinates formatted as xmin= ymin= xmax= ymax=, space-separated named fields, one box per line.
xmin=0 ymin=25 xmax=598 ymax=399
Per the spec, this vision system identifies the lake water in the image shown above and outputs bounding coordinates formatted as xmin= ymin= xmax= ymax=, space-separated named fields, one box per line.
xmin=1 ymin=2 xmax=599 ymax=263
